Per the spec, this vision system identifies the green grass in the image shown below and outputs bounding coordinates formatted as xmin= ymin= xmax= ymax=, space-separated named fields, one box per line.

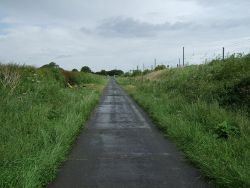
xmin=118 ymin=54 xmax=250 ymax=188
xmin=0 ymin=64 xmax=107 ymax=187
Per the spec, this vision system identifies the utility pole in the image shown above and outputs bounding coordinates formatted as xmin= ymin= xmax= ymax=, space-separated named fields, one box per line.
xmin=154 ymin=58 xmax=157 ymax=69
xmin=141 ymin=63 xmax=144 ymax=82
xmin=182 ymin=47 xmax=185 ymax=66
xmin=179 ymin=58 xmax=181 ymax=67
xmin=222 ymin=47 xmax=225 ymax=61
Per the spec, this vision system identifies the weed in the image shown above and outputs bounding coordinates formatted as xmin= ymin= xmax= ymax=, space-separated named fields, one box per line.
xmin=214 ymin=121 xmax=240 ymax=139
xmin=0 ymin=64 xmax=21 ymax=93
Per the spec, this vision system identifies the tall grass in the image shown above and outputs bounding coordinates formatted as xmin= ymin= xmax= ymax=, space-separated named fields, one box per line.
xmin=118 ymin=54 xmax=250 ymax=188
xmin=0 ymin=64 xmax=106 ymax=187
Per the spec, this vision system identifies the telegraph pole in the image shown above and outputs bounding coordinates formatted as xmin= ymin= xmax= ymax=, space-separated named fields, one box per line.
xmin=154 ymin=58 xmax=157 ymax=69
xmin=222 ymin=47 xmax=225 ymax=61
xmin=182 ymin=47 xmax=185 ymax=66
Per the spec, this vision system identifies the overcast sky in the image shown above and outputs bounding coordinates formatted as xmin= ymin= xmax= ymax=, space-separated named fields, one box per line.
xmin=0 ymin=0 xmax=250 ymax=71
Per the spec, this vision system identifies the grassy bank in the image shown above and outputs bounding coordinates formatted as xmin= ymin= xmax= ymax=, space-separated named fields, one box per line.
xmin=118 ymin=54 xmax=250 ymax=188
xmin=0 ymin=64 xmax=106 ymax=187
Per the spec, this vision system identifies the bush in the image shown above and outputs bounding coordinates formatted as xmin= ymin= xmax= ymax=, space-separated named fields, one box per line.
xmin=62 ymin=70 xmax=105 ymax=86
xmin=154 ymin=64 xmax=166 ymax=71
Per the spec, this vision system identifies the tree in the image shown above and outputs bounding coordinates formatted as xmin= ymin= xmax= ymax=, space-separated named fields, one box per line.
xmin=81 ymin=66 xmax=92 ymax=73
xmin=41 ymin=62 xmax=60 ymax=69
xmin=143 ymin=69 xmax=151 ymax=75
xmin=154 ymin=64 xmax=166 ymax=71
xmin=72 ymin=69 xmax=78 ymax=72
xmin=108 ymin=69 xmax=124 ymax=76
xmin=95 ymin=70 xmax=107 ymax=75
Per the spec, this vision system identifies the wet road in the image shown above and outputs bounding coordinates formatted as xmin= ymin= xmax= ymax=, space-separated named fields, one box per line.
xmin=48 ymin=79 xmax=211 ymax=188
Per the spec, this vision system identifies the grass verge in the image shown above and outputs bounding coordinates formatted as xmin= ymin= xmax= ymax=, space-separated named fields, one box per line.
xmin=118 ymin=54 xmax=250 ymax=188
xmin=0 ymin=64 xmax=107 ymax=187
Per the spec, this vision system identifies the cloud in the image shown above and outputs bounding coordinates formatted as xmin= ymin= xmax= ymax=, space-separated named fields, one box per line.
xmin=97 ymin=17 xmax=156 ymax=38
xmin=193 ymin=0 xmax=250 ymax=5
xmin=95 ymin=17 xmax=192 ymax=38
xmin=55 ymin=54 xmax=72 ymax=59
xmin=209 ymin=17 xmax=250 ymax=29
xmin=80 ymin=27 xmax=92 ymax=34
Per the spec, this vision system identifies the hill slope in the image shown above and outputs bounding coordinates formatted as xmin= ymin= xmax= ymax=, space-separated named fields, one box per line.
xmin=0 ymin=64 xmax=106 ymax=188
xmin=119 ymin=54 xmax=250 ymax=188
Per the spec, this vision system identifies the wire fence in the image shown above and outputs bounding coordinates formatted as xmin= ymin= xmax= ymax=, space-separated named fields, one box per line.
xmin=132 ymin=37 xmax=250 ymax=72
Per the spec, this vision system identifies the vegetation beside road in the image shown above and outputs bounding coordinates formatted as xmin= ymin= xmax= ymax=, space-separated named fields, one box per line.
xmin=0 ymin=63 xmax=106 ymax=188
xmin=118 ymin=54 xmax=250 ymax=188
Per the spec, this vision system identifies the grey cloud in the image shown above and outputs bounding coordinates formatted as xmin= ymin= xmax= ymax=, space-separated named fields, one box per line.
xmin=212 ymin=20 xmax=250 ymax=29
xmin=204 ymin=16 xmax=250 ymax=30
xmin=79 ymin=13 xmax=250 ymax=40
xmin=80 ymin=27 xmax=92 ymax=34
xmin=55 ymin=54 xmax=72 ymax=59
xmin=97 ymin=17 xmax=156 ymax=38
xmin=95 ymin=17 xmax=192 ymax=38
xmin=180 ymin=0 xmax=250 ymax=5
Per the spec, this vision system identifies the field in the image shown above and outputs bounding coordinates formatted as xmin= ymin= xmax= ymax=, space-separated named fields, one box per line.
xmin=0 ymin=64 xmax=106 ymax=187
xmin=118 ymin=54 xmax=250 ymax=188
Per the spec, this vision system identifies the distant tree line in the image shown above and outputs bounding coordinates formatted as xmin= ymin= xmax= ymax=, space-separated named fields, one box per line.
xmin=40 ymin=62 xmax=124 ymax=76
xmin=95 ymin=69 xmax=124 ymax=76
xmin=41 ymin=62 xmax=167 ymax=77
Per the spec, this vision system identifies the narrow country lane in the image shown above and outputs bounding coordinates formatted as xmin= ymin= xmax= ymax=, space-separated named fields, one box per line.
xmin=47 ymin=79 xmax=212 ymax=188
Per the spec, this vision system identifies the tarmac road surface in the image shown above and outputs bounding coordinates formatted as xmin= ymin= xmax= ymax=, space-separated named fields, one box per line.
xmin=47 ymin=78 xmax=212 ymax=188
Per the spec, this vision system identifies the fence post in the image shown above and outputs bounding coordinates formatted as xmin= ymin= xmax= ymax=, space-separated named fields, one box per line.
xmin=222 ymin=47 xmax=225 ymax=61
xmin=182 ymin=47 xmax=185 ymax=66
